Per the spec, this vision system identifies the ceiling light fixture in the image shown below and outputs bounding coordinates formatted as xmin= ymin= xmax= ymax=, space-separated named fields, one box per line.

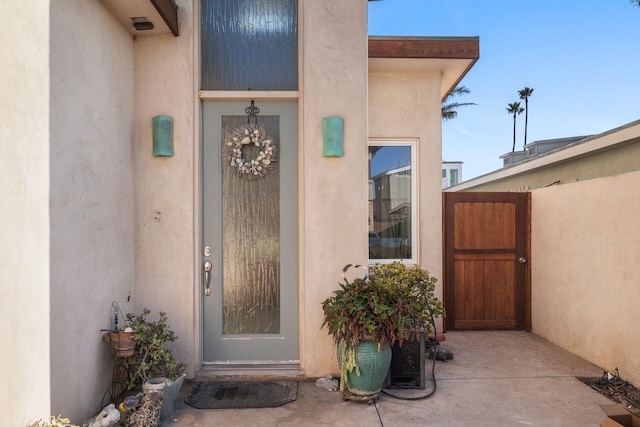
xmin=131 ymin=17 xmax=154 ymax=31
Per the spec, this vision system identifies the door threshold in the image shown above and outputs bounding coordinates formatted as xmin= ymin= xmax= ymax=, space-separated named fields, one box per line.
xmin=196 ymin=363 xmax=304 ymax=382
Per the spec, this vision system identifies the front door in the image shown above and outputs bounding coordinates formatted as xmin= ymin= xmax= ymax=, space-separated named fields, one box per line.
xmin=202 ymin=100 xmax=298 ymax=363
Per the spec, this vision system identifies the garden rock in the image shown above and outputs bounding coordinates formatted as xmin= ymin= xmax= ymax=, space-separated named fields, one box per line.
xmin=315 ymin=374 xmax=339 ymax=392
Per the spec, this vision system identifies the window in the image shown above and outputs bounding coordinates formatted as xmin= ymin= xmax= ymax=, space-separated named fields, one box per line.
xmin=201 ymin=0 xmax=298 ymax=91
xmin=450 ymin=169 xmax=459 ymax=186
xmin=368 ymin=140 xmax=418 ymax=264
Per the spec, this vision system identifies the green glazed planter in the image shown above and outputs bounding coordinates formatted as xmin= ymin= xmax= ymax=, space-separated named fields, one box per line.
xmin=340 ymin=342 xmax=392 ymax=398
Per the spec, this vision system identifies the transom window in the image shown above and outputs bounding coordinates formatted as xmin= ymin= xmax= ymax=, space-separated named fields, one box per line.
xmin=201 ymin=0 xmax=298 ymax=91
xmin=368 ymin=140 xmax=418 ymax=264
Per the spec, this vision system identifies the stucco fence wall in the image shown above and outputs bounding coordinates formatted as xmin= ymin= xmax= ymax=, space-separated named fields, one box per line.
xmin=531 ymin=170 xmax=640 ymax=387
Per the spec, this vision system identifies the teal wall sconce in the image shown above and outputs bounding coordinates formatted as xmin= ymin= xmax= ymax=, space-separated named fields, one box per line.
xmin=322 ymin=116 xmax=344 ymax=157
xmin=152 ymin=115 xmax=174 ymax=157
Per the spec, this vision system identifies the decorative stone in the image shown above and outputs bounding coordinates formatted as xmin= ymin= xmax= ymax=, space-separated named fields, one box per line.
xmin=82 ymin=404 xmax=120 ymax=427
xmin=315 ymin=374 xmax=339 ymax=392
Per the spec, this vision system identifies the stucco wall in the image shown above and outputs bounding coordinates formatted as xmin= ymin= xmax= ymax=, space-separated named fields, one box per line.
xmin=301 ymin=0 xmax=369 ymax=376
xmin=368 ymin=67 xmax=445 ymax=329
xmin=0 ymin=2 xmax=51 ymax=425
xmin=532 ymin=171 xmax=640 ymax=387
xmin=49 ymin=0 xmax=134 ymax=421
xmin=133 ymin=0 xmax=197 ymax=376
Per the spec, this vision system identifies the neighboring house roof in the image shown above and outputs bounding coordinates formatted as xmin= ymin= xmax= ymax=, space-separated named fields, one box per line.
xmin=368 ymin=36 xmax=480 ymax=101
xmin=501 ymin=135 xmax=592 ymax=167
xmin=371 ymin=164 xmax=411 ymax=181
xmin=525 ymin=135 xmax=591 ymax=155
xmin=447 ymin=119 xmax=640 ymax=191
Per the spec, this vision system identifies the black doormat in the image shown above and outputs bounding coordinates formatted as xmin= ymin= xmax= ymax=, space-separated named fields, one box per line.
xmin=185 ymin=381 xmax=297 ymax=409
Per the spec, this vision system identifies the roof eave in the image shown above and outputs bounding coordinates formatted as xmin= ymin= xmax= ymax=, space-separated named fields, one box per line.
xmin=368 ymin=36 xmax=480 ymax=101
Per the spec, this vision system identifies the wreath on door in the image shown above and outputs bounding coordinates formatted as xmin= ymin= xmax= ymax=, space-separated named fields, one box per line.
xmin=226 ymin=124 xmax=277 ymax=178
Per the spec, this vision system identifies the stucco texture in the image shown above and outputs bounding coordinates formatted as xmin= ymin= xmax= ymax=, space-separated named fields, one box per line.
xmin=49 ymin=0 xmax=135 ymax=421
xmin=0 ymin=1 xmax=51 ymax=425
xmin=532 ymin=171 xmax=640 ymax=387
xmin=300 ymin=0 xmax=369 ymax=377
xmin=133 ymin=0 xmax=197 ymax=379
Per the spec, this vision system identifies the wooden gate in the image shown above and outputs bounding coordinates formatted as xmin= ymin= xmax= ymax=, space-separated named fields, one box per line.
xmin=443 ymin=192 xmax=530 ymax=331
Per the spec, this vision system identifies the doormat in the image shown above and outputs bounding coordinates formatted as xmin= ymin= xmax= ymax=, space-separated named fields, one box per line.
xmin=184 ymin=381 xmax=297 ymax=409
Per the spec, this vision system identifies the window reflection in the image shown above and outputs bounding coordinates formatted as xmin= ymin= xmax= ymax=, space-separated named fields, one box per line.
xmin=368 ymin=145 xmax=414 ymax=261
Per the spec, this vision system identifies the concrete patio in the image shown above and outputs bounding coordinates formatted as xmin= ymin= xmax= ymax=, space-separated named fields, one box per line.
xmin=166 ymin=331 xmax=614 ymax=426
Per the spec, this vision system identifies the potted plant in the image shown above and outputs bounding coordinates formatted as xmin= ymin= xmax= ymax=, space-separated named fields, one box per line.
xmin=115 ymin=309 xmax=187 ymax=422
xmin=103 ymin=302 xmax=135 ymax=358
xmin=107 ymin=328 xmax=135 ymax=358
xmin=321 ymin=262 xmax=445 ymax=399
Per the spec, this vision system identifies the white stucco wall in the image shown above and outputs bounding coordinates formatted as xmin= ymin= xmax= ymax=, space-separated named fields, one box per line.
xmin=133 ymin=0 xmax=197 ymax=376
xmin=532 ymin=171 xmax=640 ymax=387
xmin=0 ymin=2 xmax=51 ymax=425
xmin=49 ymin=0 xmax=135 ymax=421
xmin=368 ymin=67 xmax=445 ymax=329
xmin=300 ymin=0 xmax=370 ymax=377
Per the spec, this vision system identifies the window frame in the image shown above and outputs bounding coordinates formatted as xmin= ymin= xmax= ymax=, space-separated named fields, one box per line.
xmin=368 ymin=138 xmax=419 ymax=265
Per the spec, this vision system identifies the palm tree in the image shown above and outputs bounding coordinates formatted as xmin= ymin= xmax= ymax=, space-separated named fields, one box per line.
xmin=506 ymin=102 xmax=524 ymax=152
xmin=518 ymin=87 xmax=534 ymax=148
xmin=442 ymin=86 xmax=477 ymax=121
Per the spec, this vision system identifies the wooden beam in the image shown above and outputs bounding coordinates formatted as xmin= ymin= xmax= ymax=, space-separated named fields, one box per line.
xmin=369 ymin=36 xmax=479 ymax=60
xmin=150 ymin=0 xmax=179 ymax=36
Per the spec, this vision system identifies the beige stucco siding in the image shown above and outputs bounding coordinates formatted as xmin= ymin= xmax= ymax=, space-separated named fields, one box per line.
xmin=133 ymin=0 xmax=197 ymax=378
xmin=49 ymin=0 xmax=135 ymax=420
xmin=0 ymin=2 xmax=51 ymax=425
xmin=368 ymin=68 xmax=445 ymax=329
xmin=300 ymin=0 xmax=369 ymax=377
xmin=532 ymin=170 xmax=640 ymax=386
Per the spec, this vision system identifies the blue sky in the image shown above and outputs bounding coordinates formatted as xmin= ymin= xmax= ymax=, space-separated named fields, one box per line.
xmin=368 ymin=1 xmax=640 ymax=181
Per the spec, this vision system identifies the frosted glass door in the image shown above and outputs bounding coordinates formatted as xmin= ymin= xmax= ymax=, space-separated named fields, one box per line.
xmin=202 ymin=100 xmax=298 ymax=362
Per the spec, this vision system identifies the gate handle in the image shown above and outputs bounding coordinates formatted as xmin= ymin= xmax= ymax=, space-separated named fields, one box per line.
xmin=203 ymin=260 xmax=212 ymax=296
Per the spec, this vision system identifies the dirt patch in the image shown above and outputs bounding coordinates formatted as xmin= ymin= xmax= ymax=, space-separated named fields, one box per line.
xmin=579 ymin=371 xmax=640 ymax=416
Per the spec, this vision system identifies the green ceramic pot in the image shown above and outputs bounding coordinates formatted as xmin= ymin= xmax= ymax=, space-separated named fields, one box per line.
xmin=340 ymin=342 xmax=392 ymax=397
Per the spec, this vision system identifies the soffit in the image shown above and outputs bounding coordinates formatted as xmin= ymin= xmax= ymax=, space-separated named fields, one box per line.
xmin=368 ymin=36 xmax=480 ymax=101
xmin=100 ymin=0 xmax=179 ymax=36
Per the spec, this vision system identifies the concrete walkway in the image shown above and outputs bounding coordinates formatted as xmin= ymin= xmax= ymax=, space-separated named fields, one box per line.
xmin=167 ymin=331 xmax=613 ymax=426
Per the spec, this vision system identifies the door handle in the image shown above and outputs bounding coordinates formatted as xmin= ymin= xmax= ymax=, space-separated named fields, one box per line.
xmin=203 ymin=260 xmax=212 ymax=296
xmin=518 ymin=257 xmax=527 ymax=264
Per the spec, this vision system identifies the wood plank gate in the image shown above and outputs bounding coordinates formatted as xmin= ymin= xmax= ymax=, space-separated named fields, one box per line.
xmin=443 ymin=192 xmax=531 ymax=331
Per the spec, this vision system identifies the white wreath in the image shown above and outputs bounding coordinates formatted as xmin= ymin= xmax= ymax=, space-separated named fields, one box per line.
xmin=226 ymin=124 xmax=276 ymax=178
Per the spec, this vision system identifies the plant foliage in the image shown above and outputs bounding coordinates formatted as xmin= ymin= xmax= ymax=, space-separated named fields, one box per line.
xmin=117 ymin=309 xmax=186 ymax=390
xmin=321 ymin=262 xmax=445 ymax=348
xmin=441 ymin=85 xmax=477 ymax=121
xmin=26 ymin=416 xmax=74 ymax=427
